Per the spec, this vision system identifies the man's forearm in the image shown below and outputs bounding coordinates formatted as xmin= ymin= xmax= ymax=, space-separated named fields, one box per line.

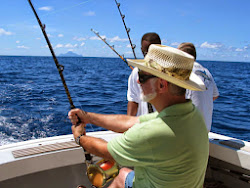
xmin=213 ymin=96 xmax=219 ymax=101
xmin=79 ymin=135 xmax=114 ymax=162
xmin=87 ymin=112 xmax=139 ymax=133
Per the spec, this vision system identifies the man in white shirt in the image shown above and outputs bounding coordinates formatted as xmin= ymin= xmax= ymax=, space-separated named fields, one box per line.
xmin=178 ymin=42 xmax=219 ymax=131
xmin=127 ymin=33 xmax=161 ymax=116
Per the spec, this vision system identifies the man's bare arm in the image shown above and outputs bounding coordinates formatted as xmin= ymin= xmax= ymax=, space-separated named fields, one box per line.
xmin=213 ymin=96 xmax=219 ymax=101
xmin=87 ymin=112 xmax=139 ymax=133
xmin=80 ymin=135 xmax=114 ymax=162
xmin=71 ymin=124 xmax=114 ymax=161
xmin=68 ymin=109 xmax=139 ymax=133
xmin=127 ymin=101 xmax=138 ymax=116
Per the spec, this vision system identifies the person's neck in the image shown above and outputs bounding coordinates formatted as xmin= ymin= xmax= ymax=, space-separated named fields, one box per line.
xmin=151 ymin=94 xmax=186 ymax=112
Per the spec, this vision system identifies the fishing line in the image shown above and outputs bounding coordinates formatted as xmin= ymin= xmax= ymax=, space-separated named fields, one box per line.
xmin=40 ymin=0 xmax=93 ymax=18
xmin=72 ymin=91 xmax=97 ymax=133
xmin=19 ymin=0 xmax=93 ymax=26
xmin=11 ymin=0 xmax=94 ymax=52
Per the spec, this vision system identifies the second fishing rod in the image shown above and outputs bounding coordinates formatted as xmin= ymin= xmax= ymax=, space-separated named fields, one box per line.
xmin=114 ymin=0 xmax=137 ymax=59
xmin=91 ymin=28 xmax=133 ymax=70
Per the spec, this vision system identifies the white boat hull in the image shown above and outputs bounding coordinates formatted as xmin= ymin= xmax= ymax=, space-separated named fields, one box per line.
xmin=0 ymin=131 xmax=249 ymax=188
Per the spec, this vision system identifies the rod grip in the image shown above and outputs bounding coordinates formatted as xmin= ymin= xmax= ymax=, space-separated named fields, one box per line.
xmin=75 ymin=115 xmax=82 ymax=126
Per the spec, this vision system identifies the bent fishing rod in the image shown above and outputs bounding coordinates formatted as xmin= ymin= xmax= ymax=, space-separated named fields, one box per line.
xmin=91 ymin=28 xmax=133 ymax=70
xmin=114 ymin=0 xmax=137 ymax=59
xmin=28 ymin=0 xmax=92 ymax=163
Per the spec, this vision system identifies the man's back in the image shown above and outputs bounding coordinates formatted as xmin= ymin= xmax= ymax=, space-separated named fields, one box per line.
xmin=186 ymin=62 xmax=219 ymax=131
xmin=108 ymin=101 xmax=209 ymax=187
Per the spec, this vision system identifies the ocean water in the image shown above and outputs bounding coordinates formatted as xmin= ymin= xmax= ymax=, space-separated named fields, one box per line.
xmin=0 ymin=56 xmax=249 ymax=145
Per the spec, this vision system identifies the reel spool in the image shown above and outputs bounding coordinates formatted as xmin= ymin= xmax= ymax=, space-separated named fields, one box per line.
xmin=87 ymin=159 xmax=119 ymax=187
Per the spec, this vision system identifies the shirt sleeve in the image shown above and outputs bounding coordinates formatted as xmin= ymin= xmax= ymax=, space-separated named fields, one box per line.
xmin=107 ymin=112 xmax=160 ymax=166
xmin=107 ymin=122 xmax=154 ymax=167
xmin=139 ymin=111 xmax=158 ymax=123
xmin=127 ymin=68 xmax=141 ymax=103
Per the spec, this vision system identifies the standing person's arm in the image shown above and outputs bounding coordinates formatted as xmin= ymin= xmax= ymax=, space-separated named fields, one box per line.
xmin=68 ymin=109 xmax=139 ymax=133
xmin=127 ymin=68 xmax=140 ymax=116
xmin=213 ymin=96 xmax=219 ymax=101
xmin=211 ymin=75 xmax=219 ymax=101
xmin=127 ymin=101 xmax=138 ymax=116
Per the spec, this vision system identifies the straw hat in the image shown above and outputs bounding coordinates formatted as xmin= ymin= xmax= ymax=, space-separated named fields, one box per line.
xmin=127 ymin=44 xmax=206 ymax=91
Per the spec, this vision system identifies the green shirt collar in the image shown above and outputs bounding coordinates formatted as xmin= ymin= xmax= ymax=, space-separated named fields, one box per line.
xmin=158 ymin=100 xmax=194 ymax=118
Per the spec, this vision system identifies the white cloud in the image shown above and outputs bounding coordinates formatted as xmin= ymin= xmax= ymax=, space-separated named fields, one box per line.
xmin=65 ymin=44 xmax=74 ymax=48
xmin=36 ymin=37 xmax=41 ymax=40
xmin=54 ymin=44 xmax=64 ymax=49
xmin=16 ymin=41 xmax=20 ymax=44
xmin=0 ymin=28 xmax=13 ymax=36
xmin=64 ymin=43 xmax=78 ymax=48
xmin=73 ymin=36 xmax=86 ymax=41
xmin=109 ymin=36 xmax=128 ymax=43
xmin=161 ymin=39 xmax=168 ymax=44
xmin=54 ymin=43 xmax=78 ymax=49
xmin=170 ymin=42 xmax=180 ymax=47
xmin=17 ymin=45 xmax=29 ymax=49
xmin=244 ymin=45 xmax=249 ymax=50
xmin=126 ymin=44 xmax=131 ymax=48
xmin=58 ymin=34 xmax=64 ymax=37
xmin=83 ymin=11 xmax=95 ymax=16
xmin=89 ymin=35 xmax=127 ymax=42
xmin=200 ymin=41 xmax=222 ymax=49
xmin=90 ymin=36 xmax=104 ymax=40
xmin=235 ymin=48 xmax=244 ymax=52
xmin=80 ymin=42 xmax=85 ymax=47
xmin=39 ymin=6 xmax=53 ymax=11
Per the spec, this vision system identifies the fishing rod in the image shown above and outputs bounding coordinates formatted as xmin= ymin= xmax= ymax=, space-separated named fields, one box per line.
xmin=91 ymin=28 xmax=133 ymax=70
xmin=27 ymin=0 xmax=92 ymax=163
xmin=114 ymin=1 xmax=154 ymax=113
xmin=114 ymin=0 xmax=137 ymax=59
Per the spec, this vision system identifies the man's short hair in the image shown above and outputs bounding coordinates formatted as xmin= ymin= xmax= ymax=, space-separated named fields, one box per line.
xmin=141 ymin=33 xmax=161 ymax=45
xmin=178 ymin=42 xmax=197 ymax=60
xmin=168 ymin=82 xmax=186 ymax=96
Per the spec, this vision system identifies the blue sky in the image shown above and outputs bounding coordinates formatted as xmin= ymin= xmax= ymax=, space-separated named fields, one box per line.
xmin=0 ymin=0 xmax=249 ymax=62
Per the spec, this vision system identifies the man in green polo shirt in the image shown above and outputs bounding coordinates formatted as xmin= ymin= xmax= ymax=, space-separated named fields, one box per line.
xmin=69 ymin=45 xmax=209 ymax=188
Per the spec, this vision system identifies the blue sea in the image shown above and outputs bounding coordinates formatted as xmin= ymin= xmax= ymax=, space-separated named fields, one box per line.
xmin=0 ymin=56 xmax=249 ymax=145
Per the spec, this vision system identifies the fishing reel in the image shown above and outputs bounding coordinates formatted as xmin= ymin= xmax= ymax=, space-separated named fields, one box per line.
xmin=87 ymin=159 xmax=119 ymax=187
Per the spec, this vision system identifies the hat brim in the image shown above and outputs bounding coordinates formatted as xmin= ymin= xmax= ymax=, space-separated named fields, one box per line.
xmin=127 ymin=59 xmax=206 ymax=91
